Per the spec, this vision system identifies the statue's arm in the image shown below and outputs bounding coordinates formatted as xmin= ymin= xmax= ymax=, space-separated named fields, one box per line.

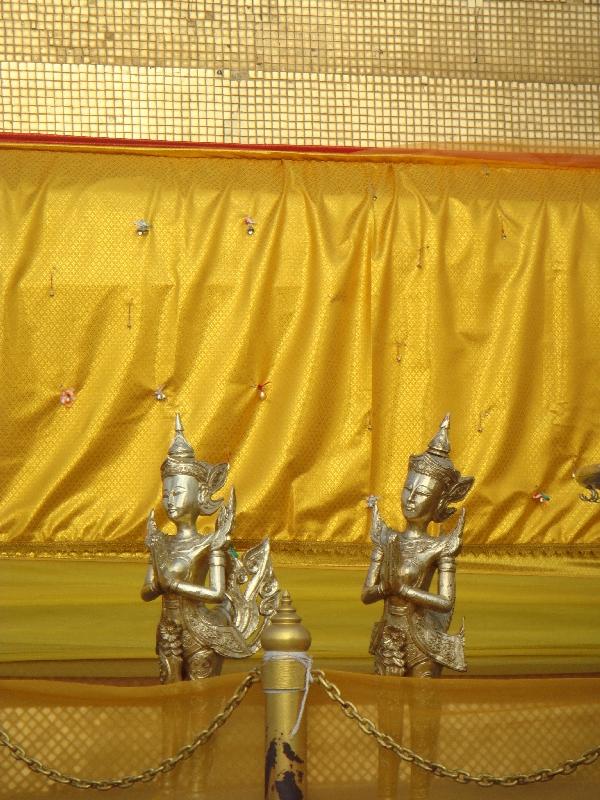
xmin=141 ymin=559 xmax=161 ymax=602
xmin=361 ymin=545 xmax=385 ymax=605
xmin=399 ymin=555 xmax=455 ymax=612
xmin=168 ymin=549 xmax=227 ymax=603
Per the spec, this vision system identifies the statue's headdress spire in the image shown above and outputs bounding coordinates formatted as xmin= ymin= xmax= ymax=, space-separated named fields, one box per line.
xmin=427 ymin=412 xmax=450 ymax=457
xmin=166 ymin=413 xmax=196 ymax=462
xmin=408 ymin=413 xmax=474 ymax=521
xmin=161 ymin=414 xmax=229 ymax=514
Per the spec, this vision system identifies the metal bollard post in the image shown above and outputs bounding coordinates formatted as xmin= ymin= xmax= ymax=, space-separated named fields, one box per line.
xmin=261 ymin=590 xmax=312 ymax=800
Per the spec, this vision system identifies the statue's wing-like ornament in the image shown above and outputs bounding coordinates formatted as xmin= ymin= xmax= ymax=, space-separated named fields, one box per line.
xmin=182 ymin=600 xmax=251 ymax=658
xmin=367 ymin=495 xmax=387 ymax=546
xmin=145 ymin=509 xmax=161 ymax=548
xmin=441 ymin=507 xmax=466 ymax=558
xmin=182 ymin=538 xmax=279 ymax=659
xmin=145 ymin=510 xmax=170 ymax=577
xmin=226 ymin=538 xmax=280 ymax=656
xmin=212 ymin=488 xmax=236 ymax=551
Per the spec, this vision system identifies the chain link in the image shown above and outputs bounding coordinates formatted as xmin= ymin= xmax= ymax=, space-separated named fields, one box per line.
xmin=0 ymin=668 xmax=259 ymax=791
xmin=312 ymin=670 xmax=600 ymax=788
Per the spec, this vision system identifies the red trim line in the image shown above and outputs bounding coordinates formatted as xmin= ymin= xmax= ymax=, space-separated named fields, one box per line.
xmin=0 ymin=132 xmax=364 ymax=153
xmin=0 ymin=132 xmax=599 ymax=168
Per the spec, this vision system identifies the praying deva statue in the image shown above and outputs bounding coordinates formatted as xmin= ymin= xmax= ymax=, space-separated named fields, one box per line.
xmin=362 ymin=414 xmax=474 ymax=677
xmin=142 ymin=414 xmax=279 ymax=682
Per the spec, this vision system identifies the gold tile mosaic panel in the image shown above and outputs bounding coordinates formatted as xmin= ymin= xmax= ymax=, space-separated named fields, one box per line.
xmin=0 ymin=3 xmax=599 ymax=152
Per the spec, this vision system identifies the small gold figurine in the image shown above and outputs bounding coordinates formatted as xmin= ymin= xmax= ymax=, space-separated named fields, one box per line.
xmin=574 ymin=463 xmax=600 ymax=503
xmin=362 ymin=414 xmax=474 ymax=677
xmin=142 ymin=414 xmax=279 ymax=682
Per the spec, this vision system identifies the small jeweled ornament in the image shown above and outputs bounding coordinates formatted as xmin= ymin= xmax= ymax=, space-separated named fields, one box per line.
xmin=59 ymin=388 xmax=76 ymax=406
xmin=141 ymin=414 xmax=279 ymax=682
xmin=532 ymin=490 xmax=551 ymax=505
xmin=135 ymin=219 xmax=151 ymax=236
xmin=574 ymin=464 xmax=600 ymax=503
xmin=243 ymin=216 xmax=256 ymax=236
xmin=256 ymin=381 xmax=270 ymax=400
xmin=154 ymin=386 xmax=167 ymax=402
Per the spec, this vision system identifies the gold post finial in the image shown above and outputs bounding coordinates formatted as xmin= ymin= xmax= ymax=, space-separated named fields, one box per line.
xmin=261 ymin=590 xmax=311 ymax=652
xmin=175 ymin=412 xmax=184 ymax=434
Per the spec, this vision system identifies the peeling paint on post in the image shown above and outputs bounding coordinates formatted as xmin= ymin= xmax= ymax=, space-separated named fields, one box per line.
xmin=265 ymin=736 xmax=305 ymax=800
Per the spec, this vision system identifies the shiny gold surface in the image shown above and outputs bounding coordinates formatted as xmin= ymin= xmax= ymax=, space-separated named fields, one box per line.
xmin=1 ymin=1 xmax=599 ymax=151
xmin=142 ymin=416 xmax=278 ymax=681
xmin=362 ymin=415 xmax=473 ymax=678
xmin=575 ymin=463 xmax=600 ymax=504
xmin=262 ymin=592 xmax=311 ymax=800
xmin=2 ymin=146 xmax=600 ymax=562
xmin=362 ymin=416 xmax=474 ymax=797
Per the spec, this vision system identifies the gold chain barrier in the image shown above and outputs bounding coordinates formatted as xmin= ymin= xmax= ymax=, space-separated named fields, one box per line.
xmin=2 ymin=664 xmax=600 ymax=793
xmin=0 ymin=669 xmax=259 ymax=791
xmin=312 ymin=670 xmax=600 ymax=788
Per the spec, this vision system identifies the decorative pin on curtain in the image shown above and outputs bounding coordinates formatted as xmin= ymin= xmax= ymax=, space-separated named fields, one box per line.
xmin=60 ymin=388 xmax=76 ymax=407
xmin=154 ymin=386 xmax=167 ymax=402
xmin=532 ymin=490 xmax=551 ymax=505
xmin=255 ymin=381 xmax=270 ymax=400
xmin=135 ymin=219 xmax=151 ymax=236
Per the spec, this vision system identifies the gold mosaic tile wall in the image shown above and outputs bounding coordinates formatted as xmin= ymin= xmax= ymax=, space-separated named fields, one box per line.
xmin=0 ymin=1 xmax=599 ymax=150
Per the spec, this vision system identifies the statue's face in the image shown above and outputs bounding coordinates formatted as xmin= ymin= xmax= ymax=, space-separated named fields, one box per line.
xmin=162 ymin=475 xmax=200 ymax=523
xmin=401 ymin=471 xmax=443 ymax=525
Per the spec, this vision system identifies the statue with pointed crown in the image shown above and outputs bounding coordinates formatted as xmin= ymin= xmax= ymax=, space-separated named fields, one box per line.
xmin=141 ymin=414 xmax=279 ymax=682
xmin=362 ymin=414 xmax=474 ymax=677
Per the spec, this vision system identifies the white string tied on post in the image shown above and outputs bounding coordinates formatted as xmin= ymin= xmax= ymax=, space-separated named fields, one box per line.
xmin=262 ymin=651 xmax=313 ymax=738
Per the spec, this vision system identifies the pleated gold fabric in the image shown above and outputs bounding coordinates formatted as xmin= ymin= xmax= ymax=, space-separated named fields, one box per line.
xmin=0 ymin=144 xmax=599 ymax=561
xmin=1 ymin=672 xmax=599 ymax=799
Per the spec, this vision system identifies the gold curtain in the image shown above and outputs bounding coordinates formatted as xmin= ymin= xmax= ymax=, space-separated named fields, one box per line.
xmin=1 ymin=671 xmax=599 ymax=799
xmin=1 ymin=144 xmax=599 ymax=560
xmin=2 ymin=560 xmax=600 ymax=674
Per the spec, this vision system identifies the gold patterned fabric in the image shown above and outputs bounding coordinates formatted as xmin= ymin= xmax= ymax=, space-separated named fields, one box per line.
xmin=0 ymin=143 xmax=599 ymax=561
xmin=0 ymin=672 xmax=599 ymax=798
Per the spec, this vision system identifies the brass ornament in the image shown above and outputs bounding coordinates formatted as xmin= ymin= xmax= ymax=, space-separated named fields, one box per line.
xmin=574 ymin=463 xmax=600 ymax=504
xmin=362 ymin=414 xmax=474 ymax=677
xmin=142 ymin=414 xmax=279 ymax=682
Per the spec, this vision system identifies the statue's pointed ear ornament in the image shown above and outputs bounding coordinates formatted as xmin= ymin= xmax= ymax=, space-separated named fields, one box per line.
xmin=161 ymin=414 xmax=229 ymax=514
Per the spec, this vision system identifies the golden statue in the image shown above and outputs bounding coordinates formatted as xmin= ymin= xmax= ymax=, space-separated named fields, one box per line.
xmin=142 ymin=414 xmax=279 ymax=682
xmin=362 ymin=414 xmax=474 ymax=677
xmin=574 ymin=463 xmax=600 ymax=503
